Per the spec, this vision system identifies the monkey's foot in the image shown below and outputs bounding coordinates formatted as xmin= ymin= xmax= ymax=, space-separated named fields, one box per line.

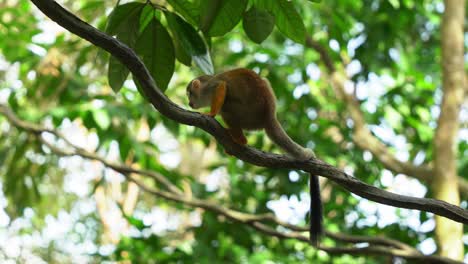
xmin=227 ymin=128 xmax=247 ymax=145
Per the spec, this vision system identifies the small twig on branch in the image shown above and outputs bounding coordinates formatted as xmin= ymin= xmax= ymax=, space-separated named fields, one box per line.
xmin=28 ymin=0 xmax=468 ymax=224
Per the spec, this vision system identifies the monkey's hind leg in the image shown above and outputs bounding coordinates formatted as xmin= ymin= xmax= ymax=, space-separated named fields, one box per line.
xmin=227 ymin=127 xmax=247 ymax=145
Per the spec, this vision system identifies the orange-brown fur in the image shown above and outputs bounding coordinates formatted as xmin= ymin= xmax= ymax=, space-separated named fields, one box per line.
xmin=218 ymin=69 xmax=276 ymax=130
xmin=186 ymin=68 xmax=313 ymax=159
xmin=186 ymin=68 xmax=322 ymax=245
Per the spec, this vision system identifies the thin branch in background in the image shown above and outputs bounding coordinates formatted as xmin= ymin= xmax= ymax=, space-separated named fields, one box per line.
xmin=0 ymin=103 xmax=464 ymax=264
xmin=0 ymin=104 xmax=182 ymax=195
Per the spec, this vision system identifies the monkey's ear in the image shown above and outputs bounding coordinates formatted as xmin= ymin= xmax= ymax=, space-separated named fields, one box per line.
xmin=192 ymin=79 xmax=201 ymax=94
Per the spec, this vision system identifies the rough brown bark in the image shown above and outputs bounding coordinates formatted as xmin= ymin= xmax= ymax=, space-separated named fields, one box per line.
xmin=433 ymin=0 xmax=465 ymax=259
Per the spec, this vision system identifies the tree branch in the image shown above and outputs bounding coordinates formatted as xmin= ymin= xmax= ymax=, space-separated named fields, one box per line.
xmin=0 ymin=104 xmax=182 ymax=195
xmin=305 ymin=36 xmax=468 ymax=196
xmin=133 ymin=178 xmax=461 ymax=264
xmin=28 ymin=0 xmax=468 ymax=224
xmin=432 ymin=0 xmax=465 ymax=259
xmin=330 ymin=72 xmax=435 ymax=178
xmin=0 ymin=104 xmax=462 ymax=263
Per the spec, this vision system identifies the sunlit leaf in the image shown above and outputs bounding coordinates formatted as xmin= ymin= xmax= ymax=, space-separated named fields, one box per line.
xmin=166 ymin=0 xmax=199 ymax=25
xmin=92 ymin=109 xmax=111 ymax=130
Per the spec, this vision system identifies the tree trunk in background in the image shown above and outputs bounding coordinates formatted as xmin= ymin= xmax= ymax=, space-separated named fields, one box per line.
xmin=433 ymin=0 xmax=465 ymax=260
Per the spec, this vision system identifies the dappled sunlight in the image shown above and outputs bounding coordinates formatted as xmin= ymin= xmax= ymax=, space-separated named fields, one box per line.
xmin=0 ymin=0 xmax=466 ymax=263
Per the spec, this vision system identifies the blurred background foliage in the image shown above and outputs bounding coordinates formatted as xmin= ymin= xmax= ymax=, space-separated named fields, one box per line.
xmin=0 ymin=0 xmax=466 ymax=263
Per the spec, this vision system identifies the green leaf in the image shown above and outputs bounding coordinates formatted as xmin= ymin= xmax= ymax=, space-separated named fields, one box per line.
xmin=92 ymin=109 xmax=111 ymax=130
xmin=124 ymin=215 xmax=147 ymax=231
xmin=166 ymin=0 xmax=199 ymax=25
xmin=135 ymin=19 xmax=175 ymax=91
xmin=139 ymin=4 xmax=156 ymax=33
xmin=107 ymin=3 xmax=144 ymax=92
xmin=199 ymin=0 xmax=248 ymax=37
xmin=173 ymin=36 xmax=192 ymax=66
xmin=255 ymin=0 xmax=306 ymax=44
xmin=242 ymin=6 xmax=275 ymax=44
xmin=105 ymin=2 xmax=146 ymax=35
xmin=165 ymin=12 xmax=214 ymax=74
xmin=108 ymin=56 xmax=130 ymax=93
xmin=119 ymin=137 xmax=132 ymax=161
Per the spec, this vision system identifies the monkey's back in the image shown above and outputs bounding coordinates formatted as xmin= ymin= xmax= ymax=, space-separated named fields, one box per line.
xmin=219 ymin=69 xmax=276 ymax=130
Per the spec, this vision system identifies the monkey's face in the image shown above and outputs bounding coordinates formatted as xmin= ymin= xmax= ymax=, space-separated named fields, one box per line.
xmin=186 ymin=78 xmax=210 ymax=109
xmin=186 ymin=79 xmax=202 ymax=109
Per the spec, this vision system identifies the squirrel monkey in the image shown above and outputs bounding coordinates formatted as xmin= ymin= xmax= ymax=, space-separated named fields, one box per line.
xmin=186 ymin=68 xmax=323 ymax=245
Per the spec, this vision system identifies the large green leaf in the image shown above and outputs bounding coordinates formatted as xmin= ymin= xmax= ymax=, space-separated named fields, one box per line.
xmin=105 ymin=2 xmax=145 ymax=35
xmin=199 ymin=0 xmax=248 ymax=37
xmin=255 ymin=0 xmax=306 ymax=44
xmin=107 ymin=3 xmax=144 ymax=92
xmin=172 ymin=35 xmax=192 ymax=66
xmin=108 ymin=56 xmax=130 ymax=93
xmin=139 ymin=4 xmax=158 ymax=32
xmin=135 ymin=19 xmax=175 ymax=91
xmin=165 ymin=12 xmax=214 ymax=74
xmin=242 ymin=6 xmax=275 ymax=44
xmin=166 ymin=0 xmax=200 ymax=25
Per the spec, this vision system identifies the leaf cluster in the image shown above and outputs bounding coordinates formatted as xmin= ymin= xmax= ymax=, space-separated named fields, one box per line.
xmin=106 ymin=0 xmax=321 ymax=92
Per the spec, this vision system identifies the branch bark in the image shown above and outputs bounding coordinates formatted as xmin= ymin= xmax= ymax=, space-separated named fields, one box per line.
xmin=0 ymin=104 xmax=463 ymax=263
xmin=433 ymin=0 xmax=465 ymax=259
xmin=27 ymin=0 xmax=468 ymax=224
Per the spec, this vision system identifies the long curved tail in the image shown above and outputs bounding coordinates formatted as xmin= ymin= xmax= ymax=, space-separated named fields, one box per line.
xmin=264 ymin=118 xmax=314 ymax=160
xmin=264 ymin=118 xmax=322 ymax=245
xmin=309 ymin=175 xmax=323 ymax=246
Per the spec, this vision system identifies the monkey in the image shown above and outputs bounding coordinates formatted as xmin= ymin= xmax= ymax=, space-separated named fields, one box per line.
xmin=186 ymin=68 xmax=323 ymax=245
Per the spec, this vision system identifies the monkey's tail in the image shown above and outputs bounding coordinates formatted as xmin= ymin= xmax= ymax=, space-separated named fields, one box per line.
xmin=264 ymin=118 xmax=314 ymax=160
xmin=265 ymin=118 xmax=322 ymax=245
xmin=309 ymin=174 xmax=323 ymax=246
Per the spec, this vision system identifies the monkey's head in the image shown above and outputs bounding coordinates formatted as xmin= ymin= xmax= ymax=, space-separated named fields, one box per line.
xmin=186 ymin=75 xmax=212 ymax=109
